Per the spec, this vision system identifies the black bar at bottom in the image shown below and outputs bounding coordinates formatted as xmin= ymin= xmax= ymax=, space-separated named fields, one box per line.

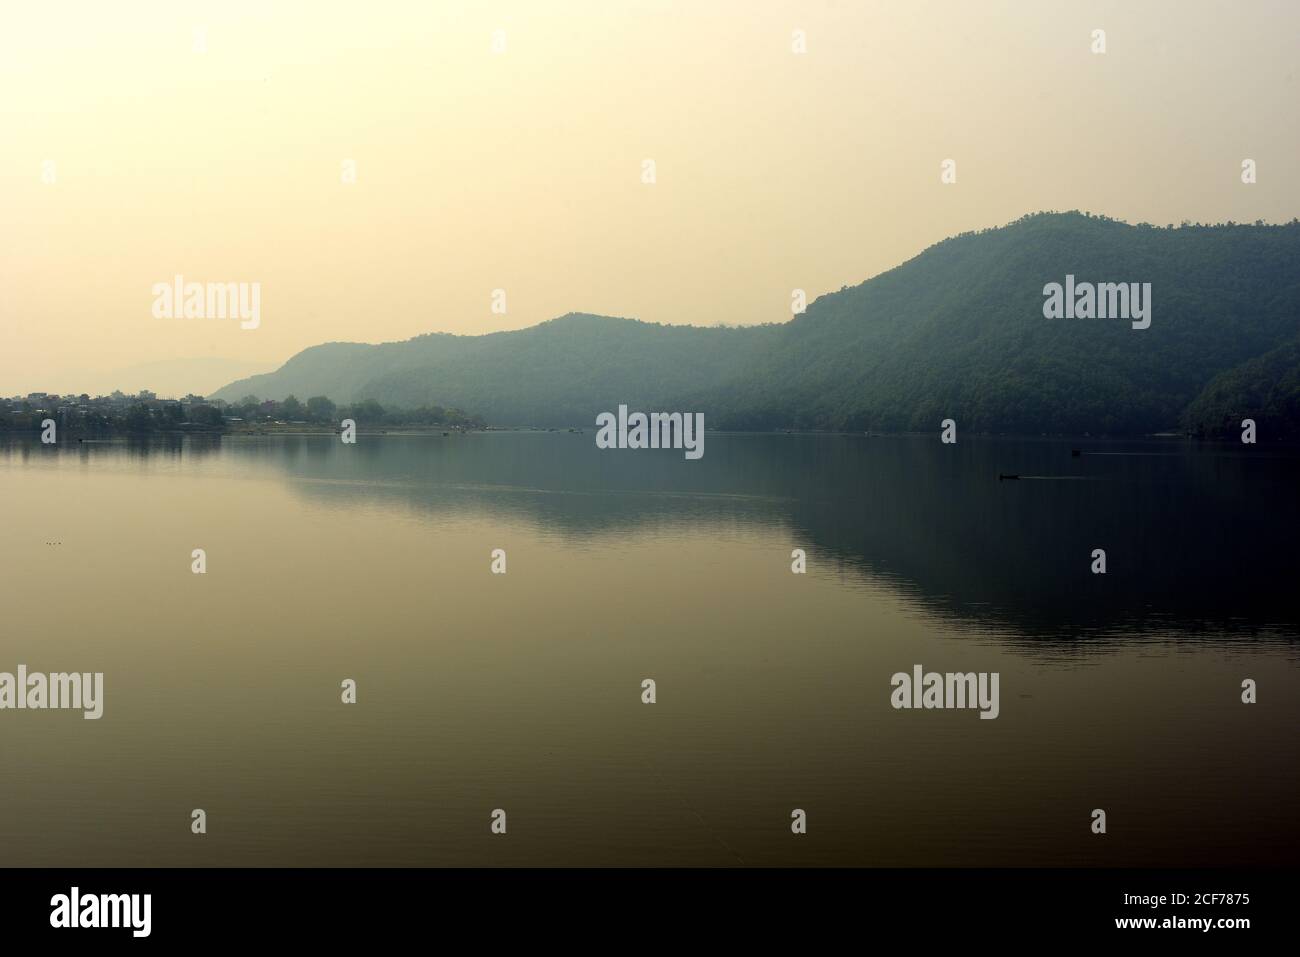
xmin=0 ymin=868 xmax=1283 ymax=943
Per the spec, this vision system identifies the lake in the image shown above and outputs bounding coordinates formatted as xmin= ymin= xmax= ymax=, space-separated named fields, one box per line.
xmin=1 ymin=432 xmax=1296 ymax=866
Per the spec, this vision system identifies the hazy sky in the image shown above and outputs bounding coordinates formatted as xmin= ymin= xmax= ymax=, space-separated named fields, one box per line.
xmin=3 ymin=0 xmax=1298 ymax=394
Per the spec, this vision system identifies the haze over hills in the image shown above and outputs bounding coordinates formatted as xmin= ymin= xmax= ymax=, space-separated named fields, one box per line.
xmin=212 ymin=213 xmax=1300 ymax=436
xmin=100 ymin=357 xmax=278 ymax=399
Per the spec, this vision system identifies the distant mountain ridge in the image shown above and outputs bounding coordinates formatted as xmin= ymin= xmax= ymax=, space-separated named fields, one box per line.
xmin=211 ymin=212 xmax=1300 ymax=436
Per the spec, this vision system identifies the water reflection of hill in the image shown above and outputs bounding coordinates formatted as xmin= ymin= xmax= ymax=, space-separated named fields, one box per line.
xmin=246 ymin=432 xmax=1300 ymax=647
xmin=11 ymin=432 xmax=1297 ymax=647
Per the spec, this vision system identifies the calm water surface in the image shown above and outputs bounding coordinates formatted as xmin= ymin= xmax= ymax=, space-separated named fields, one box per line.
xmin=1 ymin=432 xmax=1296 ymax=865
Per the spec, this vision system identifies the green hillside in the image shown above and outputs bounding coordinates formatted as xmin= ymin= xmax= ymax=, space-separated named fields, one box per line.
xmin=212 ymin=212 xmax=1300 ymax=435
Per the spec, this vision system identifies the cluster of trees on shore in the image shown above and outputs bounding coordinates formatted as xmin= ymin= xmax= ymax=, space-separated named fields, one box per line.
xmin=0 ymin=401 xmax=224 ymax=436
xmin=0 ymin=393 xmax=485 ymax=436
xmin=225 ymin=395 xmax=485 ymax=429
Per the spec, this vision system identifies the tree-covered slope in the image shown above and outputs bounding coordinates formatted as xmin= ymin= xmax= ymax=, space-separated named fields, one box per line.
xmin=1182 ymin=334 xmax=1300 ymax=439
xmin=699 ymin=213 xmax=1300 ymax=432
xmin=212 ymin=213 xmax=1300 ymax=434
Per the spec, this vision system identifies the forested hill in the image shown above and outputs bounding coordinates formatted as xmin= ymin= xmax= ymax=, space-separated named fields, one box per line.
xmin=212 ymin=213 xmax=1300 ymax=436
